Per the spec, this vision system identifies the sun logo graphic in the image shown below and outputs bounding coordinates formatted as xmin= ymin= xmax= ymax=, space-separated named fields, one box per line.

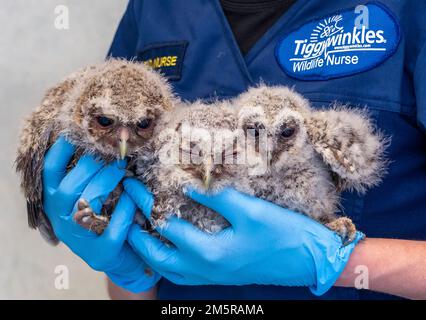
xmin=310 ymin=15 xmax=344 ymax=42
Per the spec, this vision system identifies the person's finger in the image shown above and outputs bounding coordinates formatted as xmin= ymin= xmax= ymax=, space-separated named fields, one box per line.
xmin=123 ymin=178 xmax=154 ymax=218
xmin=43 ymin=136 xmax=75 ymax=191
xmin=102 ymin=192 xmax=136 ymax=242
xmin=157 ymin=216 xmax=210 ymax=254
xmin=185 ymin=187 xmax=251 ymax=225
xmin=128 ymin=224 xmax=180 ymax=272
xmin=55 ymin=155 xmax=104 ymax=211
xmin=76 ymin=159 xmax=127 ymax=214
xmin=158 ymin=270 xmax=190 ymax=286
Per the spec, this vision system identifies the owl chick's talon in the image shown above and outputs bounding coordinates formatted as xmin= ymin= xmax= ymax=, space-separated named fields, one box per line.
xmin=74 ymin=200 xmax=109 ymax=235
xmin=326 ymin=217 xmax=357 ymax=246
xmin=77 ymin=198 xmax=90 ymax=211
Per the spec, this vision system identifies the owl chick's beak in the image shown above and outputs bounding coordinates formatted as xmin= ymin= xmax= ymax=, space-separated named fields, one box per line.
xmin=203 ymin=158 xmax=213 ymax=190
xmin=119 ymin=127 xmax=130 ymax=160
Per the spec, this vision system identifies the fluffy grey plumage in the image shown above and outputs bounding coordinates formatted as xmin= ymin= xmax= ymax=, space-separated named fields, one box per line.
xmin=235 ymin=85 xmax=387 ymax=243
xmin=140 ymin=85 xmax=387 ymax=244
xmin=137 ymin=100 xmax=245 ymax=233
xmin=17 ymin=58 xmax=386 ymax=246
xmin=16 ymin=59 xmax=175 ymax=244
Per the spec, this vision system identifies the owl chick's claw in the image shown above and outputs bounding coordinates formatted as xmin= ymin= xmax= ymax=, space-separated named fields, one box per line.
xmin=325 ymin=217 xmax=357 ymax=246
xmin=77 ymin=198 xmax=90 ymax=211
xmin=74 ymin=199 xmax=109 ymax=235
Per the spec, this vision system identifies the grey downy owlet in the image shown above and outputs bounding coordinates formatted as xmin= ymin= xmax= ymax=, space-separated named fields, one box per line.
xmin=138 ymin=85 xmax=387 ymax=245
xmin=135 ymin=100 xmax=248 ymax=234
xmin=235 ymin=85 xmax=388 ymax=244
xmin=16 ymin=59 xmax=176 ymax=244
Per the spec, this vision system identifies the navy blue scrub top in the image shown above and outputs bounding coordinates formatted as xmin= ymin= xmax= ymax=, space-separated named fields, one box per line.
xmin=108 ymin=0 xmax=426 ymax=300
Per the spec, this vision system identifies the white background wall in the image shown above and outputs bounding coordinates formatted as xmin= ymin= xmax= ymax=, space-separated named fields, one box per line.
xmin=0 ymin=0 xmax=128 ymax=299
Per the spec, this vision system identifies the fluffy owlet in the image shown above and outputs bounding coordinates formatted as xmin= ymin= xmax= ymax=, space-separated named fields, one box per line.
xmin=136 ymin=100 xmax=249 ymax=233
xmin=235 ymin=85 xmax=387 ymax=243
xmin=16 ymin=59 xmax=175 ymax=244
xmin=139 ymin=85 xmax=386 ymax=245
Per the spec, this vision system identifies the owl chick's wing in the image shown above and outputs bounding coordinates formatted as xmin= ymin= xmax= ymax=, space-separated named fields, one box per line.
xmin=15 ymin=74 xmax=84 ymax=245
xmin=306 ymin=106 xmax=388 ymax=193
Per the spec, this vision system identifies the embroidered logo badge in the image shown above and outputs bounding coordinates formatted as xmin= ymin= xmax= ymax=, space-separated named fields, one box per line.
xmin=138 ymin=41 xmax=188 ymax=81
xmin=275 ymin=2 xmax=400 ymax=81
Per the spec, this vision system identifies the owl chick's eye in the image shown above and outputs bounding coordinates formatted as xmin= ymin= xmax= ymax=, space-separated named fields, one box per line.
xmin=97 ymin=116 xmax=114 ymax=128
xmin=245 ymin=122 xmax=265 ymax=138
xmin=137 ymin=118 xmax=153 ymax=130
xmin=279 ymin=125 xmax=296 ymax=139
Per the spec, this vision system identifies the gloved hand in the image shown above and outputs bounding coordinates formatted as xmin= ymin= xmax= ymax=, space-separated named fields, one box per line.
xmin=125 ymin=178 xmax=364 ymax=295
xmin=42 ymin=136 xmax=160 ymax=293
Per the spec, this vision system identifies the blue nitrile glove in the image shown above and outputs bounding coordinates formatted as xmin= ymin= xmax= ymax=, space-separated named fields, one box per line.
xmin=42 ymin=137 xmax=160 ymax=293
xmin=124 ymin=178 xmax=364 ymax=296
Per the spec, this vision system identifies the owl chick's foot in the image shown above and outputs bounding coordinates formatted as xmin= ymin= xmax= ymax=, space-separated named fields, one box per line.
xmin=149 ymin=201 xmax=169 ymax=230
xmin=326 ymin=217 xmax=357 ymax=246
xmin=74 ymin=199 xmax=109 ymax=235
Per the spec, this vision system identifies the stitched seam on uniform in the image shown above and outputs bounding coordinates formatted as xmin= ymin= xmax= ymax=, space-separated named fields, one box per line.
xmin=130 ymin=0 xmax=139 ymax=34
xmin=308 ymin=97 xmax=403 ymax=114
xmin=304 ymin=92 xmax=413 ymax=110
xmin=306 ymin=94 xmax=415 ymax=116
xmin=414 ymin=39 xmax=426 ymax=78
xmin=213 ymin=0 xmax=254 ymax=84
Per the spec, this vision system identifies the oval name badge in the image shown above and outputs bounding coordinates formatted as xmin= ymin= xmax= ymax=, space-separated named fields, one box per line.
xmin=275 ymin=2 xmax=401 ymax=81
